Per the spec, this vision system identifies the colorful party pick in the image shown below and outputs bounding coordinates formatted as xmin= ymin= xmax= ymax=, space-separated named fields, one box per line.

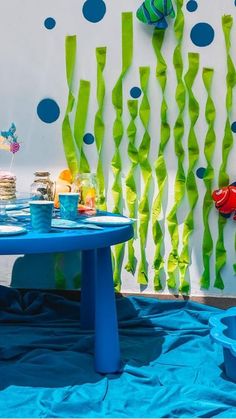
xmin=0 ymin=123 xmax=20 ymax=154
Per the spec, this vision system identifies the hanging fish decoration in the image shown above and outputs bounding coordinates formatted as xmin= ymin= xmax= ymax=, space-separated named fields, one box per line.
xmin=136 ymin=0 xmax=175 ymax=29
xmin=212 ymin=184 xmax=236 ymax=220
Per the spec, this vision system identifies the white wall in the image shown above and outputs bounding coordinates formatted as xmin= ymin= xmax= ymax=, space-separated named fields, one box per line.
xmin=0 ymin=0 xmax=236 ymax=296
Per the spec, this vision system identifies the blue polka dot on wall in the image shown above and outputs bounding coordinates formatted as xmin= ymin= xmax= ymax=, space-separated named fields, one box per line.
xmin=196 ymin=167 xmax=206 ymax=179
xmin=83 ymin=133 xmax=95 ymax=145
xmin=231 ymin=121 xmax=236 ymax=133
xmin=44 ymin=17 xmax=56 ymax=30
xmin=190 ymin=22 xmax=215 ymax=47
xmin=82 ymin=0 xmax=106 ymax=23
xmin=130 ymin=87 xmax=142 ymax=99
xmin=186 ymin=1 xmax=198 ymax=12
xmin=37 ymin=99 xmax=60 ymax=124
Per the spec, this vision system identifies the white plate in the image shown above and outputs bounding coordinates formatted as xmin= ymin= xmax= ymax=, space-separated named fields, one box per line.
xmin=83 ymin=215 xmax=134 ymax=226
xmin=0 ymin=225 xmax=27 ymax=236
xmin=51 ymin=219 xmax=103 ymax=230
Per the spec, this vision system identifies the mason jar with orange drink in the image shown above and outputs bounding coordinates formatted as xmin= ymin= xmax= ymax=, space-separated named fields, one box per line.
xmin=72 ymin=173 xmax=97 ymax=214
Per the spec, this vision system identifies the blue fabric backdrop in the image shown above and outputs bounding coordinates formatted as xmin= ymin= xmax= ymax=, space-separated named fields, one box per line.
xmin=0 ymin=286 xmax=235 ymax=418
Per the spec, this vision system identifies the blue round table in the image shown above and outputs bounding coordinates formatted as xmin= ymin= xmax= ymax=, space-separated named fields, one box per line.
xmin=0 ymin=218 xmax=133 ymax=374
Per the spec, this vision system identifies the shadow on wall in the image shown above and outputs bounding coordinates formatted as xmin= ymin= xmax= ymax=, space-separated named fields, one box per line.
xmin=11 ymin=252 xmax=81 ymax=290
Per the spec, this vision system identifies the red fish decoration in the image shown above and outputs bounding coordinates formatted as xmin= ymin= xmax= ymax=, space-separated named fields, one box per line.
xmin=212 ymin=185 xmax=236 ymax=219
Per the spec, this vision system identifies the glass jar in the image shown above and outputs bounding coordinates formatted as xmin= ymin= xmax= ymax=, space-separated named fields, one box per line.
xmin=30 ymin=171 xmax=55 ymax=201
xmin=72 ymin=173 xmax=97 ymax=213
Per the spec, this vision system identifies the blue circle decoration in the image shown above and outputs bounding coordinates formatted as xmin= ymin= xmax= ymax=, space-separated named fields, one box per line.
xmin=83 ymin=133 xmax=95 ymax=145
xmin=190 ymin=23 xmax=215 ymax=47
xmin=231 ymin=121 xmax=236 ymax=133
xmin=37 ymin=99 xmax=60 ymax=124
xmin=186 ymin=1 xmax=198 ymax=12
xmin=82 ymin=0 xmax=106 ymax=23
xmin=44 ymin=17 xmax=56 ymax=30
xmin=196 ymin=167 xmax=206 ymax=179
xmin=130 ymin=87 xmax=142 ymax=99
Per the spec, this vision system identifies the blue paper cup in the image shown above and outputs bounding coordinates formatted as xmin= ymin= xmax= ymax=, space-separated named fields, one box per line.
xmin=29 ymin=200 xmax=54 ymax=233
xmin=59 ymin=193 xmax=80 ymax=220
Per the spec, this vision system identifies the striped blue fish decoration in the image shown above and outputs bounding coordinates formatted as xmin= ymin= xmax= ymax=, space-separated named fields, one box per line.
xmin=136 ymin=0 xmax=175 ymax=29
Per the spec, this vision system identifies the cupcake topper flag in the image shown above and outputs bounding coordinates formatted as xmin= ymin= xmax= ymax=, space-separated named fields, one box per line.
xmin=0 ymin=123 xmax=21 ymax=172
xmin=136 ymin=0 xmax=175 ymax=29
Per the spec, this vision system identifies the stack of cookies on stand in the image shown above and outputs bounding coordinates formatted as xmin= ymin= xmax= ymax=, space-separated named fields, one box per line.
xmin=0 ymin=171 xmax=16 ymax=200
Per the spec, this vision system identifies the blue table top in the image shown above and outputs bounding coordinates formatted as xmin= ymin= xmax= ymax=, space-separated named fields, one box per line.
xmin=0 ymin=212 xmax=134 ymax=255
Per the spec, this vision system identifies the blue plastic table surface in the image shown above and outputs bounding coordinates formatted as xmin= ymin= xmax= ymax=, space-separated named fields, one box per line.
xmin=0 ymin=219 xmax=133 ymax=254
xmin=0 ymin=212 xmax=134 ymax=374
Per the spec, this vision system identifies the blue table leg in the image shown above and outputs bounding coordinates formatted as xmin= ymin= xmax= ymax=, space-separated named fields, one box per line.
xmin=95 ymin=247 xmax=120 ymax=373
xmin=80 ymin=250 xmax=96 ymax=330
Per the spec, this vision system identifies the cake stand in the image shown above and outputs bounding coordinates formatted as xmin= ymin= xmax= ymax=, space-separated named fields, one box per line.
xmin=0 ymin=194 xmax=30 ymax=223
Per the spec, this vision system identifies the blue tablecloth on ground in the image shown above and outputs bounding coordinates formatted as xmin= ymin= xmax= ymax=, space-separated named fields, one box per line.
xmin=0 ymin=286 xmax=235 ymax=418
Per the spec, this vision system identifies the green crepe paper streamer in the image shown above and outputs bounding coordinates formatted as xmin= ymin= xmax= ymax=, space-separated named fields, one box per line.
xmin=125 ymin=99 xmax=139 ymax=274
xmin=215 ymin=15 xmax=236 ymax=289
xmin=73 ymin=272 xmax=81 ymax=289
xmin=112 ymin=12 xmax=133 ymax=290
xmin=200 ymin=68 xmax=216 ymax=289
xmin=166 ymin=0 xmax=186 ymax=290
xmin=54 ymin=254 xmax=67 ymax=289
xmin=112 ymin=12 xmax=133 ymax=213
xmin=234 ymin=233 xmax=236 ymax=274
xmin=58 ymin=36 xmax=78 ymax=289
xmin=94 ymin=47 xmax=107 ymax=210
xmin=138 ymin=66 xmax=152 ymax=285
xmin=152 ymin=29 xmax=170 ymax=291
xmin=74 ymin=80 xmax=91 ymax=174
xmin=178 ymin=52 xmax=199 ymax=294
xmin=62 ymin=35 xmax=78 ymax=179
